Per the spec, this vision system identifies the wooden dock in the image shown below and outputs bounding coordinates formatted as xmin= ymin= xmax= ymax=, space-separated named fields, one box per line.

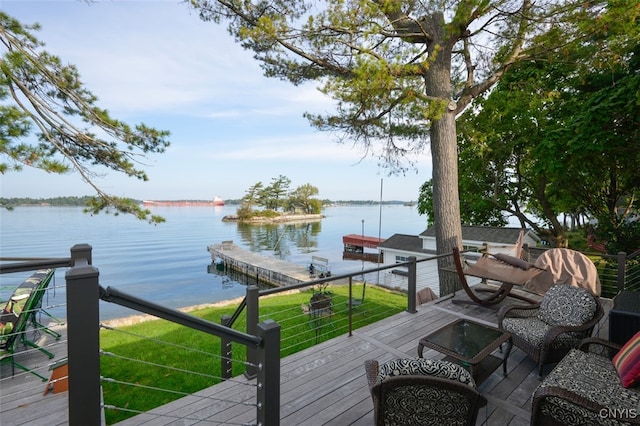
xmin=207 ymin=242 xmax=327 ymax=287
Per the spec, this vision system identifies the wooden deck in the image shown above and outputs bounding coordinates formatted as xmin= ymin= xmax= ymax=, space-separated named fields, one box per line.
xmin=0 ymin=289 xmax=612 ymax=426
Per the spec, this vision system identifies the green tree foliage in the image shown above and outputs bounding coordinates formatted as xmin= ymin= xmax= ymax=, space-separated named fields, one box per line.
xmin=242 ymin=181 xmax=264 ymax=209
xmin=261 ymin=175 xmax=291 ymax=211
xmin=189 ymin=0 xmax=613 ymax=294
xmin=420 ymin=1 xmax=640 ymax=249
xmin=237 ymin=176 xmax=321 ymax=216
xmin=0 ymin=13 xmax=170 ymax=223
xmin=289 ymin=183 xmax=322 ymax=214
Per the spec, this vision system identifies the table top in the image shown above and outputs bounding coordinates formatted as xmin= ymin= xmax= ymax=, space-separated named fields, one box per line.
xmin=419 ymin=318 xmax=511 ymax=364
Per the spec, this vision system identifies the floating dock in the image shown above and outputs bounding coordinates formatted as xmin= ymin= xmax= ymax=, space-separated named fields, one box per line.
xmin=207 ymin=241 xmax=315 ymax=287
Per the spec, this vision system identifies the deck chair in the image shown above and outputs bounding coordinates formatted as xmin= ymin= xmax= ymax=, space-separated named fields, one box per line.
xmin=17 ymin=269 xmax=60 ymax=348
xmin=452 ymin=247 xmax=546 ymax=307
xmin=0 ymin=269 xmax=56 ymax=381
xmin=365 ymin=358 xmax=487 ymax=426
xmin=499 ymin=284 xmax=603 ymax=378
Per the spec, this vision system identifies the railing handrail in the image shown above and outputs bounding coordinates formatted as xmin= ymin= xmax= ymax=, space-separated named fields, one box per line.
xmin=0 ymin=258 xmax=73 ymax=273
xmin=0 ymin=243 xmax=93 ymax=274
xmin=99 ymin=285 xmax=262 ymax=348
xmin=259 ymin=251 xmax=447 ymax=298
xmin=222 ymin=252 xmax=448 ymax=331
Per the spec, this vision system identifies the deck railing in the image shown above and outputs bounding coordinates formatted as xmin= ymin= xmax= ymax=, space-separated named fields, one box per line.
xmin=1 ymin=244 xmax=281 ymax=426
xmin=219 ymin=253 xmax=454 ymax=379
xmin=2 ymin=243 xmax=639 ymax=425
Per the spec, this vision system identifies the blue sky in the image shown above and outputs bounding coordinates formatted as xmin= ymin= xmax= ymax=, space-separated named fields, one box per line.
xmin=1 ymin=1 xmax=432 ymax=202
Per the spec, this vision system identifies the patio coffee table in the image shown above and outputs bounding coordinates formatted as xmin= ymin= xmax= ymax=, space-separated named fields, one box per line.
xmin=418 ymin=318 xmax=512 ymax=384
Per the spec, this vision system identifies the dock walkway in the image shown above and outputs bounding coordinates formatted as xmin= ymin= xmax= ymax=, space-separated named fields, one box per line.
xmin=207 ymin=242 xmax=320 ymax=287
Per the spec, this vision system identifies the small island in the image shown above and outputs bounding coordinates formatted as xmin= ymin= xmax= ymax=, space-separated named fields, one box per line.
xmin=222 ymin=213 xmax=324 ymax=223
xmin=225 ymin=175 xmax=324 ymax=223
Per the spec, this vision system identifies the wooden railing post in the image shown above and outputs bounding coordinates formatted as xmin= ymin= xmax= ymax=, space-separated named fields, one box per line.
xmin=65 ymin=258 xmax=101 ymax=426
xmin=407 ymin=256 xmax=417 ymax=313
xmin=256 ymin=319 xmax=280 ymax=426
xmin=70 ymin=243 xmax=92 ymax=266
xmin=245 ymin=285 xmax=259 ymax=379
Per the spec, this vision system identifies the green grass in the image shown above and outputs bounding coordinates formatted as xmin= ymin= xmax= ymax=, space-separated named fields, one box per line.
xmin=100 ymin=284 xmax=406 ymax=424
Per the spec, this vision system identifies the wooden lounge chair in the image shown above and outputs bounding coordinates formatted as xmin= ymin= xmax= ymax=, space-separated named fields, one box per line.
xmin=452 ymin=247 xmax=545 ymax=307
xmin=0 ymin=269 xmax=56 ymax=381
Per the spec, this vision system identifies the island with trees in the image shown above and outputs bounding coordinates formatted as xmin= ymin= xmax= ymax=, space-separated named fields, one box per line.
xmin=222 ymin=175 xmax=324 ymax=223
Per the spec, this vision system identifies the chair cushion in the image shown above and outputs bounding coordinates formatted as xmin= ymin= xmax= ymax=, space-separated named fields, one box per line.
xmin=493 ymin=253 xmax=533 ymax=270
xmin=501 ymin=317 xmax=584 ymax=349
xmin=613 ymin=331 xmax=640 ymax=388
xmin=534 ymin=349 xmax=640 ymax=425
xmin=538 ymin=284 xmax=597 ymax=327
xmin=377 ymin=358 xmax=476 ymax=388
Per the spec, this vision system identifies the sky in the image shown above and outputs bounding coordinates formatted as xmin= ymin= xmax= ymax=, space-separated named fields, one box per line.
xmin=0 ymin=0 xmax=433 ymax=202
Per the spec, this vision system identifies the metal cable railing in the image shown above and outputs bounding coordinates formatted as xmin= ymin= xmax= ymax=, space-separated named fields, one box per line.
xmin=99 ymin=323 xmax=260 ymax=425
xmin=97 ymin=285 xmax=279 ymax=426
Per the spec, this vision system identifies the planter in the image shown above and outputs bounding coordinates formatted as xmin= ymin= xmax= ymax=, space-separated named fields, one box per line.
xmin=310 ymin=293 xmax=332 ymax=312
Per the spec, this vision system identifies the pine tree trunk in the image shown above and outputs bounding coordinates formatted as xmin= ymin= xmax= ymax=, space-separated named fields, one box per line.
xmin=424 ymin=20 xmax=463 ymax=296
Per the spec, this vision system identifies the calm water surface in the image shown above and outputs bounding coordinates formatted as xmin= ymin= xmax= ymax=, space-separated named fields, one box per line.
xmin=0 ymin=204 xmax=428 ymax=320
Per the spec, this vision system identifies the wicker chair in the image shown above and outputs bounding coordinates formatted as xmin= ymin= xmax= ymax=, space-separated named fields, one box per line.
xmin=531 ymin=338 xmax=640 ymax=425
xmin=364 ymin=358 xmax=487 ymax=426
xmin=498 ymin=284 xmax=603 ymax=378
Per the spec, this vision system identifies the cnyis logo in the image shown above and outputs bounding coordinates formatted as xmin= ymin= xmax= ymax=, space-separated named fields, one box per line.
xmin=600 ymin=408 xmax=638 ymax=420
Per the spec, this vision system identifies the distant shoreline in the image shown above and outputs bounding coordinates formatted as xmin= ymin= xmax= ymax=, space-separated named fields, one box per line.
xmin=100 ymin=289 xmax=305 ymax=327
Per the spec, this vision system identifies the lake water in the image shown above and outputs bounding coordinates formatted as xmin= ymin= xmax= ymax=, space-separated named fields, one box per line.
xmin=0 ymin=204 xmax=428 ymax=320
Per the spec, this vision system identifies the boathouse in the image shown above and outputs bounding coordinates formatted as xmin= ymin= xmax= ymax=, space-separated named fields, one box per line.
xmin=342 ymin=234 xmax=385 ymax=263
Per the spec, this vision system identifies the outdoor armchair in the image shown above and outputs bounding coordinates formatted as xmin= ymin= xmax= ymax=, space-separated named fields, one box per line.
xmin=364 ymin=357 xmax=487 ymax=426
xmin=531 ymin=337 xmax=640 ymax=425
xmin=498 ymin=284 xmax=603 ymax=378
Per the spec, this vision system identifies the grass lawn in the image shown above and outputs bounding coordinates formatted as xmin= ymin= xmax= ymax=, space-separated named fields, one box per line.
xmin=100 ymin=283 xmax=406 ymax=424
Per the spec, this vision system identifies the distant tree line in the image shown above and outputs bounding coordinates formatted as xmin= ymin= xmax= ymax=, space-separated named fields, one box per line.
xmin=2 ymin=196 xmax=413 ymax=209
xmin=1 ymin=196 xmax=95 ymax=207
